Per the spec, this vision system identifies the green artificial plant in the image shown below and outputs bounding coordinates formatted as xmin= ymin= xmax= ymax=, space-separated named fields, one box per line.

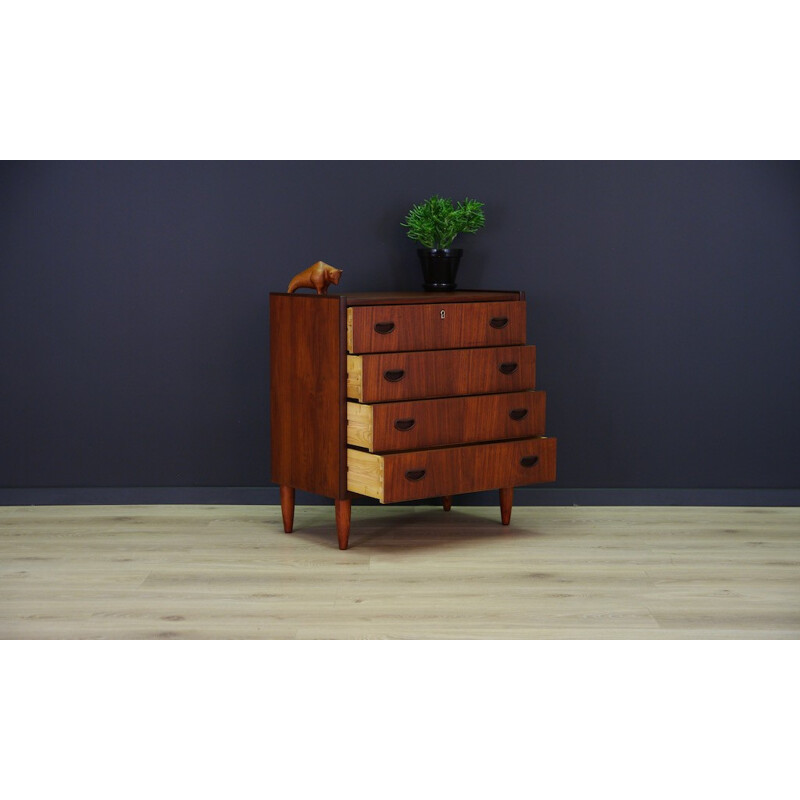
xmin=402 ymin=195 xmax=485 ymax=250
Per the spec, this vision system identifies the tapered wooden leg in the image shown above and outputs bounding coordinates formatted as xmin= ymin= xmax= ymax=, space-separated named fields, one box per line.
xmin=499 ymin=487 xmax=513 ymax=525
xmin=335 ymin=498 xmax=351 ymax=550
xmin=442 ymin=496 xmax=452 ymax=512
xmin=280 ymin=485 xmax=295 ymax=533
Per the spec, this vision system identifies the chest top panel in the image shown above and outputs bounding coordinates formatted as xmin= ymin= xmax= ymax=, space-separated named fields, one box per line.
xmin=270 ymin=290 xmax=523 ymax=306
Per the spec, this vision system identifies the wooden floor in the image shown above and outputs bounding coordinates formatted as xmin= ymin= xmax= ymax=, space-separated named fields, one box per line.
xmin=1 ymin=504 xmax=798 ymax=639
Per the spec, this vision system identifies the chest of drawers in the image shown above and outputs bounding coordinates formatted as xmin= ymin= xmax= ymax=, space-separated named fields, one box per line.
xmin=270 ymin=290 xmax=556 ymax=549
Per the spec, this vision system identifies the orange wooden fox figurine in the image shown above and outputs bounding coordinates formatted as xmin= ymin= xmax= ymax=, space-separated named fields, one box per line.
xmin=287 ymin=261 xmax=343 ymax=295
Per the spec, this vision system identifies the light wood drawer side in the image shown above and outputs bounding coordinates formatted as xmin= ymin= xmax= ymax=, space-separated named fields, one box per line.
xmin=346 ymin=402 xmax=374 ymax=449
xmin=346 ymin=355 xmax=363 ymax=402
xmin=346 ymin=448 xmax=384 ymax=502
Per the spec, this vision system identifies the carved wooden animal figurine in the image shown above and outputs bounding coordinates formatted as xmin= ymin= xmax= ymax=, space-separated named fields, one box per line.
xmin=287 ymin=261 xmax=343 ymax=295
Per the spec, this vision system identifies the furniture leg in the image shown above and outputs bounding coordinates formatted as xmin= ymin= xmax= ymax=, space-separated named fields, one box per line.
xmin=499 ymin=487 xmax=513 ymax=525
xmin=442 ymin=496 xmax=452 ymax=512
xmin=336 ymin=498 xmax=351 ymax=550
xmin=280 ymin=485 xmax=295 ymax=533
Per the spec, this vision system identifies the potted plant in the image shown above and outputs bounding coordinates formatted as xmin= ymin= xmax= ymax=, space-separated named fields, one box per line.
xmin=401 ymin=195 xmax=486 ymax=291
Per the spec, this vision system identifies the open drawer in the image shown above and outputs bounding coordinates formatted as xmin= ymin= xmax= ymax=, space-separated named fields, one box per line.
xmin=347 ymin=437 xmax=557 ymax=503
xmin=347 ymin=390 xmax=546 ymax=452
xmin=347 ymin=345 xmax=536 ymax=403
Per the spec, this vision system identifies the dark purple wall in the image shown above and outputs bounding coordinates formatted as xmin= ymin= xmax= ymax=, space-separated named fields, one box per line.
xmin=2 ymin=161 xmax=799 ymax=500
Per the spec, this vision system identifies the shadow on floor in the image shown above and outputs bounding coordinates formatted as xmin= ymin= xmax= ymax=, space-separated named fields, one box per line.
xmin=286 ymin=506 xmax=546 ymax=551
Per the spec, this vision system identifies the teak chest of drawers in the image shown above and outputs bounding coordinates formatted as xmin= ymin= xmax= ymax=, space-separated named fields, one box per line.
xmin=270 ymin=290 xmax=556 ymax=549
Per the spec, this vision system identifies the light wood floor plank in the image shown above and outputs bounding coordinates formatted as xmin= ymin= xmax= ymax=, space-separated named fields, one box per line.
xmin=0 ymin=505 xmax=798 ymax=639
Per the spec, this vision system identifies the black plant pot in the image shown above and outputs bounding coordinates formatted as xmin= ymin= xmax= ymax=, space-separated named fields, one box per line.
xmin=418 ymin=248 xmax=463 ymax=291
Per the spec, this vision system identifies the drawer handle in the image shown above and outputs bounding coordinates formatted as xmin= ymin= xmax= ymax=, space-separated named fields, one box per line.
xmin=490 ymin=316 xmax=509 ymax=329
xmin=520 ymin=455 xmax=539 ymax=468
xmin=374 ymin=322 xmax=395 ymax=334
xmin=394 ymin=418 xmax=416 ymax=432
xmin=509 ymin=408 xmax=529 ymax=421
xmin=383 ymin=369 xmax=405 ymax=382
xmin=405 ymin=469 xmax=426 ymax=482
xmin=499 ymin=362 xmax=519 ymax=375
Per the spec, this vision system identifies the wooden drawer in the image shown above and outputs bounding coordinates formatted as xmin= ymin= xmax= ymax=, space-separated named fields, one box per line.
xmin=347 ymin=345 xmax=536 ymax=402
xmin=347 ymin=437 xmax=557 ymax=503
xmin=347 ymin=391 xmax=546 ymax=452
xmin=347 ymin=300 xmax=526 ymax=354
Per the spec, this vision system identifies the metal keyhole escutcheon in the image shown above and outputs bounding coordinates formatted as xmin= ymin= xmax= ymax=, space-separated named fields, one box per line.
xmin=440 ymin=309 xmax=445 ymax=319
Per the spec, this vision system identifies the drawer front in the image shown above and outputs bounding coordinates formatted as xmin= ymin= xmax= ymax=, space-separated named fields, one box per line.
xmin=347 ymin=437 xmax=557 ymax=503
xmin=347 ymin=301 xmax=526 ymax=354
xmin=347 ymin=391 xmax=546 ymax=452
xmin=347 ymin=345 xmax=535 ymax=402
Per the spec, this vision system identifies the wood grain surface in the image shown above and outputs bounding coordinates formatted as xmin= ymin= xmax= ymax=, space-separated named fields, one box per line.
xmin=343 ymin=291 xmax=523 ymax=306
xmin=348 ymin=437 xmax=556 ymax=503
xmin=280 ymin=485 xmax=294 ymax=532
xmin=1 ymin=504 xmax=798 ymax=639
xmin=347 ymin=391 xmax=546 ymax=452
xmin=270 ymin=291 xmax=523 ymax=306
xmin=347 ymin=345 xmax=536 ymax=402
xmin=347 ymin=300 xmax=526 ymax=353
xmin=270 ymin=294 xmax=341 ymax=498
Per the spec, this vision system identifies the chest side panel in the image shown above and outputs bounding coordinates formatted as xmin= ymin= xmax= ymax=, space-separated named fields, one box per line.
xmin=270 ymin=294 xmax=341 ymax=498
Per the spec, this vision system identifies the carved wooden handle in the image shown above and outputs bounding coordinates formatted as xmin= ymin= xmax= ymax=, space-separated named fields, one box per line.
xmin=374 ymin=322 xmax=395 ymax=334
xmin=490 ymin=316 xmax=509 ymax=329
xmin=499 ymin=362 xmax=519 ymax=375
xmin=520 ymin=456 xmax=539 ymax=468
xmin=405 ymin=469 xmax=426 ymax=481
xmin=509 ymin=408 xmax=529 ymax=421
xmin=394 ymin=418 xmax=416 ymax=432
xmin=383 ymin=369 xmax=405 ymax=382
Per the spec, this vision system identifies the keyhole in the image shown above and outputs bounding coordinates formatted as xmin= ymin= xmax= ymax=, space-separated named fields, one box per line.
xmin=440 ymin=309 xmax=445 ymax=319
